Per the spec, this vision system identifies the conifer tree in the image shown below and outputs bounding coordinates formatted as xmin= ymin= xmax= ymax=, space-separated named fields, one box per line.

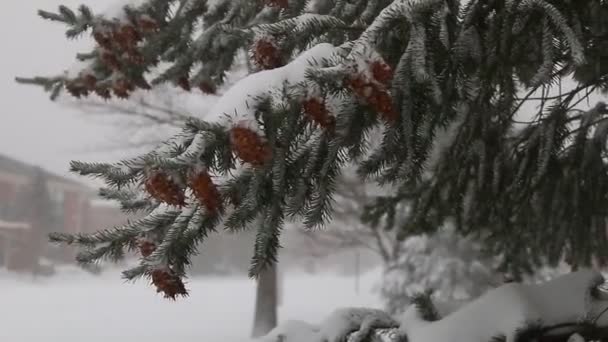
xmin=17 ymin=0 xmax=608 ymax=299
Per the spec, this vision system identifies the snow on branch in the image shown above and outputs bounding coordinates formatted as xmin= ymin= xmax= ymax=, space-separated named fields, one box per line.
xmin=255 ymin=13 xmax=348 ymax=37
xmin=256 ymin=270 xmax=608 ymax=342
xmin=204 ymin=42 xmax=340 ymax=134
xmin=348 ymin=0 xmax=444 ymax=57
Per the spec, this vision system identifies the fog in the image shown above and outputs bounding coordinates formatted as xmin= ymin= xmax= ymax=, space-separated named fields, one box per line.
xmin=0 ymin=1 xmax=138 ymax=182
xmin=0 ymin=266 xmax=381 ymax=341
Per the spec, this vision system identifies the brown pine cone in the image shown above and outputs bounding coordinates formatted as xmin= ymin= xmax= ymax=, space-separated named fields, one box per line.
xmin=82 ymin=74 xmax=97 ymax=90
xmin=138 ymin=15 xmax=159 ymax=33
xmin=370 ymin=60 xmax=393 ymax=86
xmin=137 ymin=238 xmax=157 ymax=258
xmin=347 ymin=75 xmax=398 ymax=124
xmin=126 ymin=49 xmax=145 ymax=65
xmin=151 ymin=268 xmax=188 ymax=299
xmin=93 ymin=31 xmax=113 ymax=49
xmin=188 ymin=169 xmax=223 ymax=215
xmin=112 ymin=78 xmax=134 ymax=99
xmin=373 ymin=89 xmax=398 ymax=123
xmin=198 ymin=81 xmax=216 ymax=94
xmin=65 ymin=81 xmax=88 ymax=98
xmin=252 ymin=38 xmax=282 ymax=70
xmin=144 ymin=170 xmax=186 ymax=206
xmin=303 ymin=97 xmax=335 ymax=130
xmin=95 ymin=87 xmax=112 ymax=99
xmin=120 ymin=24 xmax=142 ymax=47
xmin=177 ymin=77 xmax=191 ymax=91
xmin=100 ymin=51 xmax=122 ymax=71
xmin=230 ymin=126 xmax=272 ymax=167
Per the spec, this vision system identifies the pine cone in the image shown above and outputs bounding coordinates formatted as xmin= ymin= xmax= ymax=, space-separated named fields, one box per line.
xmin=177 ymin=77 xmax=191 ymax=91
xmin=137 ymin=238 xmax=157 ymax=258
xmin=230 ymin=126 xmax=272 ymax=166
xmin=112 ymin=29 xmax=128 ymax=51
xmin=95 ymin=87 xmax=112 ymax=99
xmin=82 ymin=74 xmax=97 ymax=90
xmin=371 ymin=89 xmax=398 ymax=123
xmin=126 ymin=50 xmax=145 ymax=65
xmin=347 ymin=76 xmax=398 ymax=123
xmin=347 ymin=75 xmax=367 ymax=93
xmin=138 ymin=15 xmax=159 ymax=33
xmin=112 ymin=78 xmax=134 ymax=99
xmin=151 ymin=268 xmax=188 ymax=299
xmin=252 ymin=38 xmax=282 ymax=70
xmin=371 ymin=60 xmax=393 ymax=86
xmin=347 ymin=76 xmax=373 ymax=102
xmin=303 ymin=97 xmax=335 ymax=130
xmin=93 ymin=31 xmax=112 ymax=49
xmin=101 ymin=52 xmax=122 ymax=71
xmin=120 ymin=24 xmax=142 ymax=47
xmin=188 ymin=169 xmax=223 ymax=215
xmin=198 ymin=81 xmax=216 ymax=94
xmin=144 ymin=171 xmax=186 ymax=206
xmin=65 ymin=81 xmax=88 ymax=98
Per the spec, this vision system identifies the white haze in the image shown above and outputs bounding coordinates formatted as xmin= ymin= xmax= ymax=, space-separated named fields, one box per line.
xmin=0 ymin=267 xmax=381 ymax=342
xmin=0 ymin=1 xmax=144 ymax=184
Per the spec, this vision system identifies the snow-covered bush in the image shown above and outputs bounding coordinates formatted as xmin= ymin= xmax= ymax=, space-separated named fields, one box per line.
xmin=259 ymin=270 xmax=608 ymax=342
xmin=380 ymin=226 xmax=498 ymax=315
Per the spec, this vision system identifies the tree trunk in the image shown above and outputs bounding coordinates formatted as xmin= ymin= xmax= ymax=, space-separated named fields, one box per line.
xmin=251 ymin=263 xmax=278 ymax=338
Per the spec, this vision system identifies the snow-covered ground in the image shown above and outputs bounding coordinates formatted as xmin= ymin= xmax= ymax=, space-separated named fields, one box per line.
xmin=0 ymin=267 xmax=381 ymax=342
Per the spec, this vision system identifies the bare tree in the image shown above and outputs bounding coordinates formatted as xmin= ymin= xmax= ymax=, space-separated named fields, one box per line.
xmin=64 ymin=84 xmax=194 ymax=125
xmin=59 ymin=84 xmax=198 ymax=154
xmin=290 ymin=159 xmax=407 ymax=269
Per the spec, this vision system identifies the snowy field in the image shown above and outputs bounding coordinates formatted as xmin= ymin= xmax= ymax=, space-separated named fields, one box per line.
xmin=0 ymin=267 xmax=381 ymax=342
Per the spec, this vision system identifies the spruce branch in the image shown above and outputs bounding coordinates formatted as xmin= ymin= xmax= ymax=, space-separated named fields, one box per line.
xmin=19 ymin=0 xmax=608 ymax=295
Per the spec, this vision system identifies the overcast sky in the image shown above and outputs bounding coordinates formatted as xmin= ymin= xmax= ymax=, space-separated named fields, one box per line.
xmin=1 ymin=1 xmax=139 ymax=184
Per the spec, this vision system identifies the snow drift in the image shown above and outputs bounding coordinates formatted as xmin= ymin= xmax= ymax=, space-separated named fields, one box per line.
xmin=258 ymin=269 xmax=608 ymax=342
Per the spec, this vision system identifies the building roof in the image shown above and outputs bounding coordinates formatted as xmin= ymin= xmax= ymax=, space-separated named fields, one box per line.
xmin=0 ymin=154 xmax=91 ymax=191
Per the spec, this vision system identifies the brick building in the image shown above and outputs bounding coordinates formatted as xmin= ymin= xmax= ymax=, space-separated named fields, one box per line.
xmin=84 ymin=199 xmax=134 ymax=234
xmin=0 ymin=154 xmax=376 ymax=275
xmin=0 ymin=154 xmax=97 ymax=271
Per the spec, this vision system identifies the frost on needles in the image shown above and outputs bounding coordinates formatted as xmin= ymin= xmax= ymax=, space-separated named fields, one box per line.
xmin=16 ymin=0 xmax=608 ymax=301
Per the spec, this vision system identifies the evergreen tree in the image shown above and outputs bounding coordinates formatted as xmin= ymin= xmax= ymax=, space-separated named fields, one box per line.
xmin=17 ymin=0 xmax=608 ymax=301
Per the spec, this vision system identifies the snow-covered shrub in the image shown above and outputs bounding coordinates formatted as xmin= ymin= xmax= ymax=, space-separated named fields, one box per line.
xmin=380 ymin=226 xmax=499 ymax=315
xmin=259 ymin=270 xmax=608 ymax=342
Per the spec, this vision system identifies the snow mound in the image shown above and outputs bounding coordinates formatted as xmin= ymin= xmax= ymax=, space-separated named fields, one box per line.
xmin=405 ymin=269 xmax=607 ymax=342
xmin=258 ymin=308 xmax=398 ymax=342
xmin=257 ymin=270 xmax=608 ymax=342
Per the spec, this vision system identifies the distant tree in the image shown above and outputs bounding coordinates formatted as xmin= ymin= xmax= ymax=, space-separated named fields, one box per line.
xmin=292 ymin=162 xmax=402 ymax=263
